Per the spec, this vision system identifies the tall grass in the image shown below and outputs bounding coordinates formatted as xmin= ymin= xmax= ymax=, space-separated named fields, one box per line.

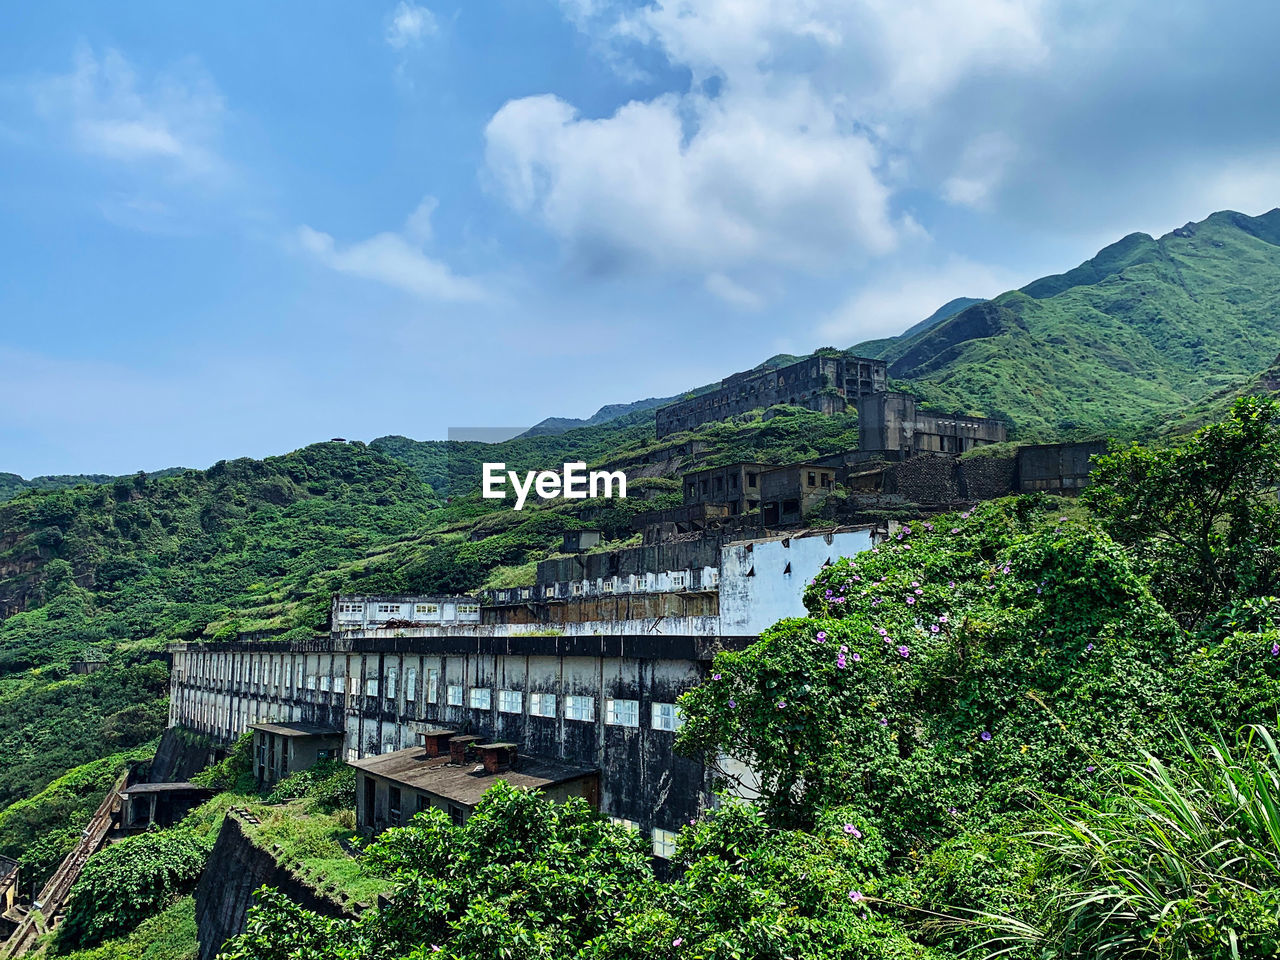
xmin=982 ymin=725 xmax=1280 ymax=959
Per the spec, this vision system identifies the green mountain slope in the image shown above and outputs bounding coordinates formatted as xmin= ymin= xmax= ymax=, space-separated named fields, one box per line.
xmin=855 ymin=296 xmax=986 ymax=358
xmin=865 ymin=209 xmax=1280 ymax=438
xmin=0 ymin=468 xmax=190 ymax=505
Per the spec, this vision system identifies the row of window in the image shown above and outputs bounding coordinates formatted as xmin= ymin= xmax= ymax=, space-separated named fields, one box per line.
xmin=610 ymin=818 xmax=680 ymax=859
xmin=183 ymin=659 xmax=685 ymax=730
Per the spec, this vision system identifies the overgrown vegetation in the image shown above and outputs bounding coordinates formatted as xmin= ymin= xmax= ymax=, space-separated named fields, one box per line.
xmin=218 ymin=397 xmax=1280 ymax=959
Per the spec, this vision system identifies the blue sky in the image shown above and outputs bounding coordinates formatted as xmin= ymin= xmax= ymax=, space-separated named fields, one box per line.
xmin=4 ymin=0 xmax=1280 ymax=476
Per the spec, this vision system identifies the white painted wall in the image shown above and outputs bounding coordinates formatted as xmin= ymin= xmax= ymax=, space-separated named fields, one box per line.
xmin=718 ymin=528 xmax=875 ymax=635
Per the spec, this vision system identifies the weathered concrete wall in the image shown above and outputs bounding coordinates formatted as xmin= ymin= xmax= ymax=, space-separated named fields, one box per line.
xmin=958 ymin=455 xmax=1018 ymax=501
xmin=196 ymin=813 xmax=358 ymax=960
xmin=884 ymin=454 xmax=961 ymax=504
xmin=720 ymin=528 xmax=874 ymax=634
xmin=149 ymin=726 xmax=218 ymax=783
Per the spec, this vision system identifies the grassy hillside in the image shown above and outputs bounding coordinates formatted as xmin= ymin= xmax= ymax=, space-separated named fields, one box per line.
xmin=859 ymin=209 xmax=1280 ymax=439
xmin=0 ymin=468 xmax=189 ymax=505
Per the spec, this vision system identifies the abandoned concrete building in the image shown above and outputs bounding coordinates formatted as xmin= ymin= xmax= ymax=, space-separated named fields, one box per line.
xmin=655 ymin=354 xmax=888 ymax=438
xmin=166 ymin=526 xmax=879 ymax=856
xmin=351 ymin=736 xmax=599 ymax=833
xmin=249 ymin=721 xmax=344 ymax=786
xmin=857 ymin=392 xmax=1007 ymax=457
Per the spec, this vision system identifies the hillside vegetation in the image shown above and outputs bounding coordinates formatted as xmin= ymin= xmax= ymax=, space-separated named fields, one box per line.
xmin=857 ymin=209 xmax=1280 ymax=438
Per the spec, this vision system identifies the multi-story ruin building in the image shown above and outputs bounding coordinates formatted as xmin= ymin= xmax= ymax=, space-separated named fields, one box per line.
xmin=166 ymin=526 xmax=879 ymax=858
xmin=856 ymin=393 xmax=1007 ymax=457
xmin=655 ymin=354 xmax=887 ymax=438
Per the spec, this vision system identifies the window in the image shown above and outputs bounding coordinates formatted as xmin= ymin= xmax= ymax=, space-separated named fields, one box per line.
xmin=571 ymin=582 xmax=583 ymax=596
xmin=334 ymin=674 xmax=346 ymax=694
xmin=382 ymin=740 xmax=396 ymax=754
xmin=306 ymin=673 xmax=317 ymax=690
xmin=652 ymin=702 xmax=684 ymax=732
xmin=406 ymin=668 xmax=418 ymax=700
xmin=652 ymin=827 xmax=678 ymax=859
xmin=807 ymin=471 xmax=817 ymax=487
xmin=469 ymin=687 xmax=492 ymax=710
xmin=386 ymin=667 xmax=398 ymax=700
xmin=564 ymin=695 xmax=595 ymax=722
xmin=610 ymin=817 xmax=639 ymax=832
xmin=366 ymin=676 xmax=378 ymax=697
xmin=273 ymin=659 xmax=282 ymax=688
xmin=427 ymin=669 xmax=440 ymax=703
xmin=320 ymin=674 xmax=331 ymax=692
xmin=458 ymin=603 xmax=480 ymax=616
xmin=530 ymin=692 xmax=556 ymax=718
xmin=498 ymin=689 xmax=523 ymax=714
xmin=389 ymin=787 xmax=401 ymax=825
xmin=377 ymin=603 xmax=399 ymax=614
xmin=670 ymin=571 xmax=688 ymax=589
xmin=606 ymin=698 xmax=639 ymax=727
xmin=296 ymin=664 xmax=304 ymax=689
xmin=447 ymin=684 xmax=464 ymax=706
xmin=345 ymin=748 xmax=359 ymax=763
xmin=415 ymin=603 xmax=439 ymax=616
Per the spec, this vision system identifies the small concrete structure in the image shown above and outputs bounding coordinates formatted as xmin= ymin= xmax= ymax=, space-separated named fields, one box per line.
xmin=332 ymin=595 xmax=482 ymax=633
xmin=858 ymin=392 xmax=1006 ymax=457
xmin=0 ymin=856 xmax=20 ymax=937
xmin=351 ymin=731 xmax=598 ymax=833
xmin=561 ymin=530 xmax=603 ymax=553
xmin=249 ymin=722 xmax=344 ymax=786
xmin=119 ymin=782 xmax=212 ymax=830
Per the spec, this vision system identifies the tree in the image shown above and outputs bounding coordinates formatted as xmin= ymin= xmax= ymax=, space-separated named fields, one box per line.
xmin=1083 ymin=395 xmax=1280 ymax=627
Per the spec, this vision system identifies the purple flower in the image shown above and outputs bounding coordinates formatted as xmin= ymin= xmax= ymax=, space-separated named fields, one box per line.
xmin=877 ymin=627 xmax=888 ymax=637
xmin=911 ymin=580 xmax=920 ymax=587
xmin=897 ymin=645 xmax=910 ymax=658
xmin=1272 ymin=644 xmax=1279 ymax=657
xmin=825 ymin=589 xmax=833 ymax=597
xmin=816 ymin=631 xmax=827 ymax=642
xmin=948 ymin=807 xmax=958 ymax=816
xmin=843 ymin=823 xmax=862 ymax=837
xmin=879 ymin=718 xmax=888 ymax=726
xmin=930 ymin=624 xmax=940 ymax=633
xmin=673 ymin=938 xmax=683 ymax=947
xmin=713 ymin=673 xmax=722 ymax=680
xmin=950 ymin=527 xmax=960 ymax=534
xmin=777 ymin=699 xmax=787 ymax=709
xmin=939 ymin=615 xmax=949 ymax=623
xmin=728 ymin=698 xmax=737 ymax=708
xmin=1085 ymin=643 xmax=1094 ymax=652
xmin=948 ymin=581 xmax=956 ymax=588
xmin=914 ymin=588 xmax=923 ymax=595
xmin=1086 ymin=765 xmax=1096 ymax=773
xmin=851 ymin=653 xmax=861 ymax=662
xmin=840 ymin=644 xmax=849 ymax=653
xmin=849 ymin=890 xmax=865 ymax=903
xmin=836 ymin=655 xmax=847 ymax=669
xmin=906 ymin=596 xmax=916 ymax=605
xmin=980 ymin=731 xmax=992 ymax=742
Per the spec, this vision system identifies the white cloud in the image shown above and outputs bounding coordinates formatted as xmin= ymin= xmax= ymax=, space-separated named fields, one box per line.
xmin=486 ymin=0 xmax=1061 ymax=279
xmin=942 ymin=133 xmax=1018 ymax=209
xmin=486 ymin=87 xmax=897 ymax=273
xmin=819 ymin=257 xmax=1023 ymax=343
xmin=31 ymin=45 xmax=225 ymax=178
xmin=705 ymin=273 xmax=765 ymax=310
xmin=387 ymin=1 xmax=438 ymax=49
xmin=297 ymin=199 xmax=489 ymax=303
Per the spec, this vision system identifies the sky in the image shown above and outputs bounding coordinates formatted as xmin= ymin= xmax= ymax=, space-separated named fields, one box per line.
xmin=3 ymin=0 xmax=1280 ymax=477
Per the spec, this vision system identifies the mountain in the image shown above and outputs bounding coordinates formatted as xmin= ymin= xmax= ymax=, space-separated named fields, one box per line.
xmin=858 ymin=209 xmax=1280 ymax=439
xmin=854 ymin=296 xmax=987 ymax=358
xmin=0 ymin=468 xmax=190 ymax=505
xmin=519 ymin=397 xmax=672 ymax=437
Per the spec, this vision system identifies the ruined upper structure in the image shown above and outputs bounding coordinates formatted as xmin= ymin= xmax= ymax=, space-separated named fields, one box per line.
xmin=856 ymin=393 xmax=1007 ymax=457
xmin=655 ymin=353 xmax=888 ymax=438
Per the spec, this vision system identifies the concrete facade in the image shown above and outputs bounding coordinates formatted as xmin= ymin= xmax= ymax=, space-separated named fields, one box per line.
xmin=249 ymin=722 xmax=344 ymax=786
xmin=332 ymin=595 xmax=481 ymax=633
xmin=655 ymin=354 xmax=887 ymax=438
xmin=858 ymin=393 xmax=1007 ymax=457
xmin=168 ymin=627 xmax=743 ymax=848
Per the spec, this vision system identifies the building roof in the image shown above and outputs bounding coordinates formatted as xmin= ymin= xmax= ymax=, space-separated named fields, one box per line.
xmin=249 ymin=721 xmax=343 ymax=738
xmin=120 ymin=782 xmax=211 ymax=795
xmin=350 ymin=747 xmax=596 ymax=807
